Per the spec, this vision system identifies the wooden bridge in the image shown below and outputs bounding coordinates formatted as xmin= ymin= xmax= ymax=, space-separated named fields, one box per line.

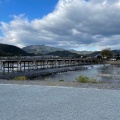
xmin=0 ymin=58 xmax=97 ymax=74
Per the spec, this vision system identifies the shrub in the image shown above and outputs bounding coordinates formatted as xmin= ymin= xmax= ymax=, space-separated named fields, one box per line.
xmin=14 ymin=76 xmax=27 ymax=80
xmin=75 ymin=75 xmax=97 ymax=83
xmin=59 ymin=80 xmax=64 ymax=82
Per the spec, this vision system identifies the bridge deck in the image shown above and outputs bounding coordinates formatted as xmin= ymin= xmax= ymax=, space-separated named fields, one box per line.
xmin=0 ymin=66 xmax=87 ymax=80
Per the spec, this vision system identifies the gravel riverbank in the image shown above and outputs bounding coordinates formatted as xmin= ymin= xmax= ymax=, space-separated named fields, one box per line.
xmin=0 ymin=79 xmax=120 ymax=90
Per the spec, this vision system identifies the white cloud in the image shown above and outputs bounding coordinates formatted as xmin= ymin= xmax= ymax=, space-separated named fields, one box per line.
xmin=1 ymin=0 xmax=120 ymax=50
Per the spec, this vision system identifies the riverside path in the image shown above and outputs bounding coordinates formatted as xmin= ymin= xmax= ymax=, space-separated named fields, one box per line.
xmin=0 ymin=84 xmax=120 ymax=120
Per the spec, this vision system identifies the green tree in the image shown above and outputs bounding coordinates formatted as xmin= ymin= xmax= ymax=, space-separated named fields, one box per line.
xmin=101 ymin=48 xmax=113 ymax=59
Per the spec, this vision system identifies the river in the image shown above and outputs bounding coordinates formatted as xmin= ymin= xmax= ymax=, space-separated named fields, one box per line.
xmin=1 ymin=63 xmax=120 ymax=83
xmin=33 ymin=64 xmax=120 ymax=83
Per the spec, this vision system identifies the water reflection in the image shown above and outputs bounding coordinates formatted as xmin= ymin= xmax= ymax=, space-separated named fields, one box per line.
xmin=34 ymin=64 xmax=120 ymax=83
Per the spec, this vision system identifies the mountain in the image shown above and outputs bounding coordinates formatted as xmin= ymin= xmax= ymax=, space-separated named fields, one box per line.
xmin=46 ymin=50 xmax=80 ymax=57
xmin=0 ymin=43 xmax=34 ymax=56
xmin=1 ymin=43 xmax=120 ymax=57
xmin=112 ymin=50 xmax=120 ymax=55
xmin=23 ymin=45 xmax=93 ymax=55
xmin=69 ymin=49 xmax=92 ymax=55
xmin=23 ymin=45 xmax=64 ymax=55
xmin=87 ymin=51 xmax=101 ymax=57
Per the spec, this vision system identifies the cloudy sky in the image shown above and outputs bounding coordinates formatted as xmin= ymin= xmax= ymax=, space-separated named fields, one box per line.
xmin=0 ymin=0 xmax=120 ymax=51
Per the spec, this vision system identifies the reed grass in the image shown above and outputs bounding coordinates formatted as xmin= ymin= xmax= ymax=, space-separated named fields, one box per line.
xmin=14 ymin=76 xmax=27 ymax=80
xmin=76 ymin=75 xmax=98 ymax=83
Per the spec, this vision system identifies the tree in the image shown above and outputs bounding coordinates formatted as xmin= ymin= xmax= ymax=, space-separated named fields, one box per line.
xmin=101 ymin=48 xmax=113 ymax=59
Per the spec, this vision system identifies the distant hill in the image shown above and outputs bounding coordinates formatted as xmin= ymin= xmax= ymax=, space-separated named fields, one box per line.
xmin=23 ymin=45 xmax=64 ymax=55
xmin=87 ymin=50 xmax=120 ymax=57
xmin=0 ymin=44 xmax=34 ymax=56
xmin=46 ymin=50 xmax=80 ymax=57
xmin=112 ymin=50 xmax=120 ymax=55
xmin=1 ymin=43 xmax=120 ymax=57
xmin=69 ymin=49 xmax=92 ymax=55
xmin=87 ymin=51 xmax=101 ymax=57
xmin=22 ymin=45 xmax=92 ymax=55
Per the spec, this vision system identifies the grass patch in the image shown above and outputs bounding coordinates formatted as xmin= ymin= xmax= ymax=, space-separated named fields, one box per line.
xmin=14 ymin=76 xmax=27 ymax=80
xmin=75 ymin=75 xmax=98 ymax=83
xmin=59 ymin=80 xmax=64 ymax=82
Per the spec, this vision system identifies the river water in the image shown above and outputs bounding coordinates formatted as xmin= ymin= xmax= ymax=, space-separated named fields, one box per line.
xmin=34 ymin=64 xmax=120 ymax=83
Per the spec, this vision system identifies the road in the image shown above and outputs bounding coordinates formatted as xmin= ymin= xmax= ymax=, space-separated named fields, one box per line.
xmin=0 ymin=84 xmax=120 ymax=120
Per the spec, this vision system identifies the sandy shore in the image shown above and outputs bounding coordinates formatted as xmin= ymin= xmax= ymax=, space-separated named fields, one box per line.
xmin=0 ymin=79 xmax=120 ymax=90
